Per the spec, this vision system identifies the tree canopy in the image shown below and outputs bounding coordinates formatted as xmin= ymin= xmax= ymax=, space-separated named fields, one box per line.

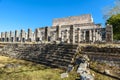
xmin=106 ymin=14 xmax=120 ymax=40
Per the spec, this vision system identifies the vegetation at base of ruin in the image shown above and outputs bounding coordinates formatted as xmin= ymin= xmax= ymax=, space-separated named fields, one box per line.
xmin=90 ymin=70 xmax=116 ymax=80
xmin=75 ymin=51 xmax=120 ymax=80
xmin=0 ymin=56 xmax=78 ymax=80
xmin=0 ymin=56 xmax=118 ymax=80
xmin=106 ymin=14 xmax=120 ymax=40
xmin=90 ymin=61 xmax=120 ymax=80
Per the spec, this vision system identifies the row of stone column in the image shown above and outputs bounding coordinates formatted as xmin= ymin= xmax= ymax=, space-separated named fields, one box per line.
xmin=73 ymin=28 xmax=102 ymax=43
xmin=0 ymin=24 xmax=113 ymax=43
xmin=0 ymin=29 xmax=32 ymax=42
xmin=48 ymin=25 xmax=103 ymax=43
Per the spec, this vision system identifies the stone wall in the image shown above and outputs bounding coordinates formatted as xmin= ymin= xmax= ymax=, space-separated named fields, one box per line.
xmin=80 ymin=45 xmax=120 ymax=67
xmin=53 ymin=14 xmax=93 ymax=26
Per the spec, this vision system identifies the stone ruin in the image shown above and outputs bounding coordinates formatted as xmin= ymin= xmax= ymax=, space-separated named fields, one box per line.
xmin=0 ymin=14 xmax=113 ymax=43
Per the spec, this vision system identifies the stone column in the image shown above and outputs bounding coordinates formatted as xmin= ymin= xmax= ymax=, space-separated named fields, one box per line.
xmin=66 ymin=30 xmax=70 ymax=43
xmin=79 ymin=29 xmax=82 ymax=43
xmin=45 ymin=27 xmax=49 ymax=41
xmin=69 ymin=25 xmax=75 ymax=44
xmin=5 ymin=32 xmax=7 ymax=42
xmin=25 ymin=32 xmax=27 ymax=40
xmin=20 ymin=29 xmax=26 ymax=42
xmin=5 ymin=32 xmax=10 ymax=42
xmin=15 ymin=30 xmax=19 ymax=42
xmin=99 ymin=29 xmax=102 ymax=41
xmin=35 ymin=28 xmax=39 ymax=42
xmin=93 ymin=29 xmax=96 ymax=42
xmin=97 ymin=29 xmax=102 ymax=41
xmin=56 ymin=26 xmax=61 ymax=41
xmin=28 ymin=28 xmax=32 ymax=42
xmin=61 ymin=31 xmax=64 ymax=42
xmin=89 ymin=30 xmax=92 ymax=42
xmin=1 ymin=32 xmax=5 ymax=42
xmin=32 ymin=32 xmax=35 ymax=41
xmin=83 ymin=30 xmax=86 ymax=42
xmin=106 ymin=24 xmax=113 ymax=42
xmin=77 ymin=28 xmax=81 ymax=43
xmin=10 ymin=31 xmax=15 ymax=42
xmin=96 ymin=29 xmax=99 ymax=41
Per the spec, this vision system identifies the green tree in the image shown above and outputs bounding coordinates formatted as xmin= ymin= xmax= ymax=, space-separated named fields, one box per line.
xmin=106 ymin=14 xmax=120 ymax=40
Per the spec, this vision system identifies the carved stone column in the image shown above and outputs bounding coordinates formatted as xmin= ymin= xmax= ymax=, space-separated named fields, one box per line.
xmin=70 ymin=25 xmax=75 ymax=44
xmin=35 ymin=28 xmax=40 ymax=42
xmin=83 ymin=30 xmax=86 ymax=42
xmin=5 ymin=32 xmax=10 ymax=42
xmin=77 ymin=28 xmax=81 ymax=43
xmin=45 ymin=27 xmax=49 ymax=41
xmin=89 ymin=30 xmax=92 ymax=42
xmin=20 ymin=29 xmax=25 ymax=42
xmin=93 ymin=29 xmax=96 ymax=42
xmin=96 ymin=29 xmax=99 ymax=41
xmin=1 ymin=32 xmax=5 ymax=42
xmin=28 ymin=28 xmax=32 ymax=42
xmin=66 ymin=30 xmax=70 ymax=43
xmin=61 ymin=31 xmax=64 ymax=42
xmin=10 ymin=31 xmax=15 ymax=42
xmin=15 ymin=30 xmax=19 ymax=42
xmin=106 ymin=24 xmax=113 ymax=42
xmin=56 ymin=26 xmax=61 ymax=41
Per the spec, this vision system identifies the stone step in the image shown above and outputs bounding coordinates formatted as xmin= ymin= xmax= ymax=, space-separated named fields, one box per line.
xmin=50 ymin=55 xmax=72 ymax=61
xmin=81 ymin=52 xmax=120 ymax=57
xmin=0 ymin=44 xmax=78 ymax=69
xmin=28 ymin=58 xmax=69 ymax=69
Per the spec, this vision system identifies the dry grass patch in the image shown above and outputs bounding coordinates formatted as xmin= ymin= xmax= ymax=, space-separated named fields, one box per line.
xmin=0 ymin=56 xmax=78 ymax=80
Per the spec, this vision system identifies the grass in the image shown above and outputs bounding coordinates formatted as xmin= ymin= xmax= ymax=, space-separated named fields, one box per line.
xmin=0 ymin=56 xmax=78 ymax=80
xmin=0 ymin=55 xmax=118 ymax=80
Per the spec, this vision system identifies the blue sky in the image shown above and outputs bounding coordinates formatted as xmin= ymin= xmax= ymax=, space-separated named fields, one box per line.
xmin=0 ymin=0 xmax=114 ymax=32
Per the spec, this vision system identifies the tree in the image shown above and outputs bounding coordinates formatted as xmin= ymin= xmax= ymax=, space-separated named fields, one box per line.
xmin=106 ymin=14 xmax=120 ymax=40
xmin=103 ymin=0 xmax=120 ymax=40
xmin=103 ymin=0 xmax=120 ymax=20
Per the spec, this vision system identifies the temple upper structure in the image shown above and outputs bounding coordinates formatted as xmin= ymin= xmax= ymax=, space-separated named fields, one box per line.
xmin=0 ymin=14 xmax=113 ymax=43
xmin=52 ymin=14 xmax=93 ymax=26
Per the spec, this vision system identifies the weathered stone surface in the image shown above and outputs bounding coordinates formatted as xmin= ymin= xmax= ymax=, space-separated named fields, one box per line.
xmin=80 ymin=73 xmax=94 ymax=80
xmin=106 ymin=24 xmax=113 ymax=43
xmin=67 ymin=65 xmax=74 ymax=72
xmin=61 ymin=72 xmax=68 ymax=78
xmin=80 ymin=45 xmax=120 ymax=67
xmin=53 ymin=14 xmax=93 ymax=26
xmin=0 ymin=44 xmax=78 ymax=69
xmin=104 ymin=69 xmax=110 ymax=74
xmin=77 ymin=54 xmax=94 ymax=80
xmin=4 ymin=63 xmax=21 ymax=69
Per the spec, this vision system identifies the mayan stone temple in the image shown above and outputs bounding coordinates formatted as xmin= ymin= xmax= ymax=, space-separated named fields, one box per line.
xmin=0 ymin=14 xmax=120 ymax=80
xmin=0 ymin=14 xmax=113 ymax=43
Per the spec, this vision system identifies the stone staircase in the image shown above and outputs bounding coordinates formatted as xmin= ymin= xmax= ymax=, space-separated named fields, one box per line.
xmin=0 ymin=44 xmax=78 ymax=69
